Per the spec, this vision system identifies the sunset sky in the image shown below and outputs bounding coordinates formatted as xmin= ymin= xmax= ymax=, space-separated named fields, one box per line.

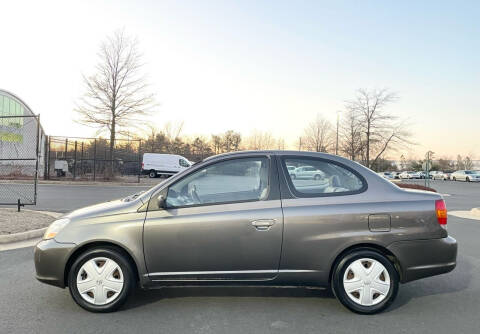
xmin=1 ymin=0 xmax=478 ymax=160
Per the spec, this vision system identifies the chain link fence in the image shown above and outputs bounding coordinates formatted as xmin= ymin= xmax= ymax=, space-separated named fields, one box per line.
xmin=46 ymin=136 xmax=142 ymax=182
xmin=0 ymin=115 xmax=41 ymax=207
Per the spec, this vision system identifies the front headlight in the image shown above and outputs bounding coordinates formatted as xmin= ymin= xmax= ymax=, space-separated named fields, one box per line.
xmin=43 ymin=218 xmax=70 ymax=240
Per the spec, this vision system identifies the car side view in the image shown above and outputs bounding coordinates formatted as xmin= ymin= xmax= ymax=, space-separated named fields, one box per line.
xmin=34 ymin=151 xmax=457 ymax=314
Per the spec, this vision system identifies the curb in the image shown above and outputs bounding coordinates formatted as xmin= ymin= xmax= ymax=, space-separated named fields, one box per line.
xmin=0 ymin=210 xmax=62 ymax=244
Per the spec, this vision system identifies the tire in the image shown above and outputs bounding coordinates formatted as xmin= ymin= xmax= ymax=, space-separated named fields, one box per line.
xmin=149 ymin=170 xmax=157 ymax=178
xmin=314 ymin=174 xmax=321 ymax=180
xmin=332 ymin=249 xmax=399 ymax=314
xmin=68 ymin=247 xmax=135 ymax=313
xmin=466 ymin=177 xmax=470 ymax=182
xmin=291 ymin=174 xmax=296 ymax=179
xmin=453 ymin=177 xmax=456 ymax=181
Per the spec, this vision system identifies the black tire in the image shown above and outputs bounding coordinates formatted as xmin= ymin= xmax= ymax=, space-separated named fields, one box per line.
xmin=332 ymin=249 xmax=399 ymax=314
xmin=314 ymin=174 xmax=321 ymax=180
xmin=149 ymin=170 xmax=157 ymax=178
xmin=453 ymin=177 xmax=456 ymax=181
xmin=68 ymin=247 xmax=135 ymax=313
xmin=466 ymin=177 xmax=470 ymax=182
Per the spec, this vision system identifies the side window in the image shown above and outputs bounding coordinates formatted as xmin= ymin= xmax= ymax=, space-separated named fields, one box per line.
xmin=166 ymin=157 xmax=269 ymax=208
xmin=284 ymin=157 xmax=365 ymax=196
xmin=179 ymin=158 xmax=190 ymax=167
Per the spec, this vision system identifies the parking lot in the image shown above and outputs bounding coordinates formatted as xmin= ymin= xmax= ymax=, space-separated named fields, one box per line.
xmin=1 ymin=179 xmax=480 ymax=333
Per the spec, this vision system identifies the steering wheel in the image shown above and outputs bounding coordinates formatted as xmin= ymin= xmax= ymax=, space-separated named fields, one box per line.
xmin=189 ymin=185 xmax=201 ymax=204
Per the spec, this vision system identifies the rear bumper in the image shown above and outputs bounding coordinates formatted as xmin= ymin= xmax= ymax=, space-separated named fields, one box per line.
xmin=387 ymin=236 xmax=457 ymax=283
xmin=34 ymin=239 xmax=76 ymax=288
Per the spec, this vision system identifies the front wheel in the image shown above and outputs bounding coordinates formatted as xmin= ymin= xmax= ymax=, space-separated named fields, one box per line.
xmin=332 ymin=249 xmax=399 ymax=314
xmin=466 ymin=177 xmax=470 ymax=182
xmin=68 ymin=247 xmax=135 ymax=313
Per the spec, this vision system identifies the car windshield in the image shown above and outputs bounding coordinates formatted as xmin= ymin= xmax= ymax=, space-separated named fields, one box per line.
xmin=465 ymin=171 xmax=475 ymax=174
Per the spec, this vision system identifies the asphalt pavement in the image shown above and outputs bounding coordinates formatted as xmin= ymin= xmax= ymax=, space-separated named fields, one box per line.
xmin=0 ymin=179 xmax=479 ymax=333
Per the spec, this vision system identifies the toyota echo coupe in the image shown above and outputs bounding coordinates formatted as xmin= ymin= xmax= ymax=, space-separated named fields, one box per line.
xmin=34 ymin=151 xmax=457 ymax=314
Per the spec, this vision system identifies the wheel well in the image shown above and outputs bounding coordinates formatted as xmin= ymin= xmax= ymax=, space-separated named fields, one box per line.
xmin=64 ymin=241 xmax=140 ymax=287
xmin=328 ymin=243 xmax=402 ymax=284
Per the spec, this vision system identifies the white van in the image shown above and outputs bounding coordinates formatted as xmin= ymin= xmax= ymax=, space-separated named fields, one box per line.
xmin=142 ymin=153 xmax=192 ymax=178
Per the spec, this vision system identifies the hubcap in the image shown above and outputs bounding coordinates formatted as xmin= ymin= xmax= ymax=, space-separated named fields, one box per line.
xmin=343 ymin=258 xmax=390 ymax=306
xmin=76 ymin=257 xmax=124 ymax=305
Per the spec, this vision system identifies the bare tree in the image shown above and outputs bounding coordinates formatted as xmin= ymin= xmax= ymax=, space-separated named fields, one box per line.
xmin=345 ymin=89 xmax=411 ymax=168
xmin=302 ymin=114 xmax=334 ymax=152
xmin=75 ymin=29 xmax=156 ymax=175
xmin=464 ymin=156 xmax=473 ymax=170
xmin=340 ymin=108 xmax=363 ymax=161
xmin=163 ymin=121 xmax=184 ymax=142
xmin=246 ymin=130 xmax=277 ymax=150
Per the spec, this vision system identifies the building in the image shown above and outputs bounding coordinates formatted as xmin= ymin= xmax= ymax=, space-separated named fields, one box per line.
xmin=0 ymin=89 xmax=45 ymax=179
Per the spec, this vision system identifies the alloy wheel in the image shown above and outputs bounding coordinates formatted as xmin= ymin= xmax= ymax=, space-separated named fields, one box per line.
xmin=342 ymin=258 xmax=391 ymax=306
xmin=76 ymin=257 xmax=124 ymax=305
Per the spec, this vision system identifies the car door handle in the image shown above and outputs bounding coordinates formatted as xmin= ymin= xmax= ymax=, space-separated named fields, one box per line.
xmin=251 ymin=219 xmax=276 ymax=231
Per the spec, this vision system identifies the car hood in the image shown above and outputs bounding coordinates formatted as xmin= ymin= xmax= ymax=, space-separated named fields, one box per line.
xmin=64 ymin=198 xmax=143 ymax=221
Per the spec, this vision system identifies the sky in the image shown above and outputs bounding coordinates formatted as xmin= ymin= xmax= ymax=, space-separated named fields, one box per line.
xmin=0 ymin=0 xmax=479 ymax=160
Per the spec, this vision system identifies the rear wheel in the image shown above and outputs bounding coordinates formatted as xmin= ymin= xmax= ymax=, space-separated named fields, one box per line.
xmin=332 ymin=249 xmax=399 ymax=314
xmin=466 ymin=177 xmax=470 ymax=182
xmin=68 ymin=247 xmax=135 ymax=313
xmin=149 ymin=170 xmax=157 ymax=178
xmin=314 ymin=174 xmax=321 ymax=180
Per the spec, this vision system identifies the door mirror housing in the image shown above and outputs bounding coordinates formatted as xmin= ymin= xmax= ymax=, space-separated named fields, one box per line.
xmin=157 ymin=194 xmax=166 ymax=209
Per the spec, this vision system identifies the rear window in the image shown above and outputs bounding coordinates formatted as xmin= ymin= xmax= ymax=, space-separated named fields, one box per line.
xmin=283 ymin=157 xmax=366 ymax=196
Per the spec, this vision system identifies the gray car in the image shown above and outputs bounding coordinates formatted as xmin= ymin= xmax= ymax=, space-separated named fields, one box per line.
xmin=34 ymin=151 xmax=457 ymax=314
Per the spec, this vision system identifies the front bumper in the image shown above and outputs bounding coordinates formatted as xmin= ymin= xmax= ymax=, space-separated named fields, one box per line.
xmin=34 ymin=239 xmax=76 ymax=288
xmin=387 ymin=236 xmax=457 ymax=283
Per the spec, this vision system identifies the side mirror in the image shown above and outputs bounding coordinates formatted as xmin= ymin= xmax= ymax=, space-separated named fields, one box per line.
xmin=157 ymin=194 xmax=166 ymax=209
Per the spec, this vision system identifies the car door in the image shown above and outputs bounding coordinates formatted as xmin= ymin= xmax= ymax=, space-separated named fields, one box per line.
xmin=143 ymin=155 xmax=284 ymax=281
xmin=276 ymin=155 xmax=369 ymax=284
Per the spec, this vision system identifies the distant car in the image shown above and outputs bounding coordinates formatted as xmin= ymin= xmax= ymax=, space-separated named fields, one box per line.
xmin=286 ymin=165 xmax=296 ymax=176
xmin=377 ymin=172 xmax=394 ymax=180
xmin=451 ymin=170 xmax=480 ymax=182
xmin=399 ymin=171 xmax=413 ymax=179
xmin=390 ymin=172 xmax=401 ymax=179
xmin=432 ymin=171 xmax=449 ymax=181
xmin=291 ymin=165 xmax=325 ymax=180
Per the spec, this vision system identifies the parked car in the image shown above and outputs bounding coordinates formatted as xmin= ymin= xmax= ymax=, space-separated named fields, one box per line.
xmin=290 ymin=165 xmax=325 ymax=180
xmin=390 ymin=171 xmax=401 ymax=179
xmin=286 ymin=165 xmax=296 ymax=176
xmin=35 ymin=151 xmax=457 ymax=314
xmin=141 ymin=153 xmax=191 ymax=178
xmin=399 ymin=171 xmax=415 ymax=179
xmin=451 ymin=170 xmax=480 ymax=182
xmin=432 ymin=171 xmax=449 ymax=181
xmin=377 ymin=172 xmax=394 ymax=180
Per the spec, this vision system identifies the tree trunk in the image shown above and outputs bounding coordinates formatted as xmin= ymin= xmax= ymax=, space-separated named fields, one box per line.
xmin=109 ymin=116 xmax=116 ymax=179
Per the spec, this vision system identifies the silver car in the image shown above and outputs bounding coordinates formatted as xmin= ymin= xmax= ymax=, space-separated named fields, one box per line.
xmin=35 ymin=151 xmax=457 ymax=314
xmin=451 ymin=170 xmax=480 ymax=182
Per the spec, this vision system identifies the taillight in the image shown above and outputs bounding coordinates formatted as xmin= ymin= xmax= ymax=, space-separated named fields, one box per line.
xmin=141 ymin=162 xmax=144 ymax=169
xmin=435 ymin=199 xmax=447 ymax=227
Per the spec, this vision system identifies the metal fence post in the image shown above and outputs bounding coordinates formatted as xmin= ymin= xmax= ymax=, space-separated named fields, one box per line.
xmin=138 ymin=140 xmax=142 ymax=183
xmin=80 ymin=142 xmax=84 ymax=177
xmin=73 ymin=141 xmax=77 ymax=179
xmin=44 ymin=135 xmax=50 ymax=180
xmin=34 ymin=115 xmax=40 ymax=205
